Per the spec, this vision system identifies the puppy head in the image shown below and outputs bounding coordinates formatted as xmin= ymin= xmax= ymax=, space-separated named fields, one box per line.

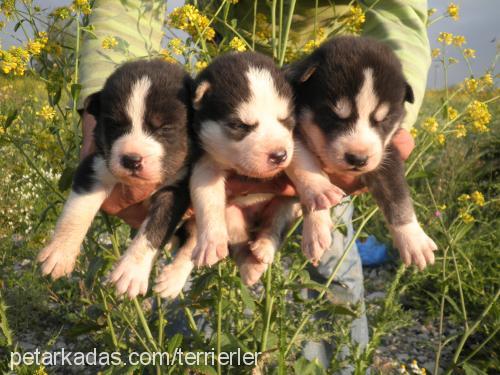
xmin=192 ymin=52 xmax=295 ymax=179
xmin=87 ymin=60 xmax=191 ymax=186
xmin=288 ymin=36 xmax=414 ymax=175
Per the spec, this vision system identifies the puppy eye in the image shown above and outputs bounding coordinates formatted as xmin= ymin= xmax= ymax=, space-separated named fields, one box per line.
xmin=228 ymin=120 xmax=252 ymax=131
xmin=279 ymin=115 xmax=295 ymax=129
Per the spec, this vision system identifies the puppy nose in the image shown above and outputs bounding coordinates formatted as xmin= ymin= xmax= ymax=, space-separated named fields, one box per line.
xmin=345 ymin=153 xmax=368 ymax=167
xmin=268 ymin=150 xmax=287 ymax=165
xmin=121 ymin=154 xmax=143 ymax=171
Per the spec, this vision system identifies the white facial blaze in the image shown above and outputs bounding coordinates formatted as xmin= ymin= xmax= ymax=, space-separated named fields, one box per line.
xmin=109 ymin=76 xmax=165 ymax=184
xmin=331 ymin=68 xmax=383 ymax=172
xmin=200 ymin=66 xmax=294 ymax=178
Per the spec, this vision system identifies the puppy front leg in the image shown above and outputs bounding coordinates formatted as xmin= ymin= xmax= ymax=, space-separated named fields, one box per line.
xmin=302 ymin=209 xmax=333 ymax=266
xmin=251 ymin=197 xmax=301 ymax=264
xmin=190 ymin=155 xmax=229 ymax=267
xmin=154 ymin=219 xmax=196 ymax=299
xmin=110 ymin=180 xmax=190 ymax=298
xmin=38 ymin=155 xmax=115 ymax=279
xmin=286 ymin=138 xmax=345 ymax=211
xmin=362 ymin=146 xmax=437 ymax=270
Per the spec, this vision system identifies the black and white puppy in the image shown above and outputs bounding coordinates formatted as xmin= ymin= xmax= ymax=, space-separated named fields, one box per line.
xmin=189 ymin=51 xmax=296 ymax=268
xmin=153 ymin=52 xmax=297 ymax=297
xmin=38 ymin=60 xmax=194 ymax=297
xmin=286 ymin=36 xmax=437 ymax=270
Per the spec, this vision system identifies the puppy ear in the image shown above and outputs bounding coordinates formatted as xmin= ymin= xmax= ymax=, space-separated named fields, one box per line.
xmin=84 ymin=92 xmax=101 ymax=117
xmin=404 ymin=82 xmax=414 ymax=104
xmin=285 ymin=59 xmax=318 ymax=85
xmin=193 ymin=81 xmax=211 ymax=110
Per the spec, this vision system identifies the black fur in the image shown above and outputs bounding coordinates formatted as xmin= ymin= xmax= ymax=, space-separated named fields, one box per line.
xmin=288 ymin=36 xmax=417 ymax=226
xmin=193 ymin=51 xmax=294 ymax=142
xmin=77 ymin=59 xmax=194 ymax=246
xmin=287 ymin=36 xmax=412 ymax=147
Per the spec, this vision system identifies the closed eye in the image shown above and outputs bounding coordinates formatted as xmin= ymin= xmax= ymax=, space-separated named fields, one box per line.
xmin=227 ymin=120 xmax=254 ymax=131
xmin=278 ymin=115 xmax=295 ymax=129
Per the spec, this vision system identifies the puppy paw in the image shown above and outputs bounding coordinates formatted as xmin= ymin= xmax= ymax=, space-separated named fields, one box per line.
xmin=239 ymin=255 xmax=268 ymax=286
xmin=302 ymin=211 xmax=332 ymax=265
xmin=391 ymin=221 xmax=438 ymax=271
xmin=250 ymin=237 xmax=276 ymax=264
xmin=192 ymin=230 xmax=228 ymax=267
xmin=153 ymin=260 xmax=194 ymax=299
xmin=109 ymin=248 xmax=156 ymax=299
xmin=301 ymin=179 xmax=345 ymax=211
xmin=37 ymin=242 xmax=79 ymax=280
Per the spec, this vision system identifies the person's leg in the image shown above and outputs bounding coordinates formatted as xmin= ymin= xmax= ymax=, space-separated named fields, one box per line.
xmin=303 ymin=198 xmax=368 ymax=371
xmin=78 ymin=0 xmax=166 ymax=109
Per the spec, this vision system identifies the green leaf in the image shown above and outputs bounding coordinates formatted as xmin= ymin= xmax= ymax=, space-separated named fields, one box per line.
xmin=239 ymin=281 xmax=255 ymax=312
xmin=462 ymin=362 xmax=488 ymax=375
xmin=71 ymin=83 xmax=82 ymax=101
xmin=4 ymin=109 xmax=18 ymax=129
xmin=49 ymin=87 xmax=62 ymax=107
xmin=167 ymin=333 xmax=183 ymax=354
xmin=293 ymin=357 xmax=326 ymax=375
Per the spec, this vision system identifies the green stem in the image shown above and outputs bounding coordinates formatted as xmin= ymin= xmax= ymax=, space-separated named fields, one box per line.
xmin=261 ymin=263 xmax=275 ymax=353
xmin=132 ymin=298 xmax=158 ymax=352
xmin=100 ymin=289 xmax=119 ymax=351
xmin=216 ymin=263 xmax=223 ymax=375
xmin=278 ymin=0 xmax=296 ymax=67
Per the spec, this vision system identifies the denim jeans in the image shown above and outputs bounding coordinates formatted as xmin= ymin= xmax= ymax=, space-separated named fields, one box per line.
xmin=303 ymin=199 xmax=369 ymax=372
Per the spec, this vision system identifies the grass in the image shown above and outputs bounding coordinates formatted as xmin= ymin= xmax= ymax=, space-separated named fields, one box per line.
xmin=0 ymin=1 xmax=499 ymax=374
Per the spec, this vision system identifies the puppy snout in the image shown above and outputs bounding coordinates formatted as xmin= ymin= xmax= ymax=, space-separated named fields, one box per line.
xmin=344 ymin=153 xmax=368 ymax=168
xmin=268 ymin=149 xmax=287 ymax=165
xmin=121 ymin=153 xmax=143 ymax=171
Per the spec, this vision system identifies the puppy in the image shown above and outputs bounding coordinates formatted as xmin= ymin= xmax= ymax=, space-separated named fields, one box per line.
xmin=285 ymin=36 xmax=437 ymax=270
xmin=38 ymin=60 xmax=194 ymax=298
xmin=154 ymin=52 xmax=297 ymax=298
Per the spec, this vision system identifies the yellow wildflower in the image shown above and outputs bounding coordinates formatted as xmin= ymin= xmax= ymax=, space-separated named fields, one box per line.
xmin=423 ymin=117 xmax=439 ymax=133
xmin=410 ymin=127 xmax=418 ymax=138
xmin=464 ymin=78 xmax=478 ymax=93
xmin=431 ymin=48 xmax=441 ymax=58
xmin=471 ymin=191 xmax=485 ymax=207
xmin=452 ymin=35 xmax=466 ymax=47
xmin=467 ymin=100 xmax=491 ymax=133
xmin=102 ymin=36 xmax=118 ymax=50
xmin=437 ymin=133 xmax=446 ymax=145
xmin=159 ymin=49 xmax=177 ymax=64
xmin=437 ymin=32 xmax=453 ymax=45
xmin=481 ymin=73 xmax=494 ymax=86
xmin=0 ymin=46 xmax=30 ymax=75
xmin=33 ymin=366 xmax=48 ymax=375
xmin=169 ymin=5 xmax=215 ymax=41
xmin=229 ymin=36 xmax=247 ymax=52
xmin=459 ymin=210 xmax=474 ymax=224
xmin=52 ymin=7 xmax=70 ymax=20
xmin=72 ymin=0 xmax=91 ymax=15
xmin=169 ymin=38 xmax=186 ymax=55
xmin=303 ymin=27 xmax=326 ymax=54
xmin=36 ymin=105 xmax=56 ymax=121
xmin=345 ymin=4 xmax=366 ymax=34
xmin=455 ymin=124 xmax=467 ymax=138
xmin=458 ymin=193 xmax=470 ymax=202
xmin=0 ymin=0 xmax=15 ymax=17
xmin=27 ymin=40 xmax=44 ymax=55
xmin=195 ymin=60 xmax=208 ymax=72
xmin=447 ymin=3 xmax=459 ymax=21
xmin=437 ymin=204 xmax=447 ymax=211
xmin=448 ymin=57 xmax=459 ymax=65
xmin=428 ymin=8 xmax=437 ymax=17
xmin=447 ymin=106 xmax=458 ymax=120
xmin=463 ymin=48 xmax=476 ymax=58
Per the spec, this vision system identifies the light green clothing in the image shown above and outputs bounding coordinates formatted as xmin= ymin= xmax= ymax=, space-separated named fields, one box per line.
xmin=78 ymin=0 xmax=430 ymax=129
xmin=78 ymin=0 xmax=165 ymax=108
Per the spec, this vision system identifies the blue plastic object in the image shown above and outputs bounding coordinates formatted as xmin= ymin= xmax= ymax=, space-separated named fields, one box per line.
xmin=356 ymin=235 xmax=390 ymax=266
